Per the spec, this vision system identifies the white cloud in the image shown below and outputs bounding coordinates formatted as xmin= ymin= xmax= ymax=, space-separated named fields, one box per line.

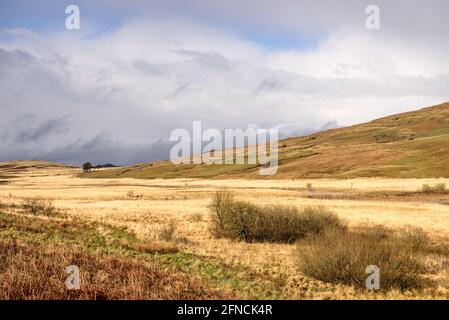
xmin=1 ymin=3 xmax=449 ymax=165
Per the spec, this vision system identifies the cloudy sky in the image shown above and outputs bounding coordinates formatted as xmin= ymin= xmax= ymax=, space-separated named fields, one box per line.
xmin=1 ymin=0 xmax=449 ymax=165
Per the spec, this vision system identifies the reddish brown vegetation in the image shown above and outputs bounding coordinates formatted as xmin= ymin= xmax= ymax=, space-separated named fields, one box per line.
xmin=0 ymin=241 xmax=231 ymax=300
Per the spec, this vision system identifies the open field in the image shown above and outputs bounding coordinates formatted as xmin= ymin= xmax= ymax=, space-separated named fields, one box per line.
xmin=1 ymin=162 xmax=449 ymax=299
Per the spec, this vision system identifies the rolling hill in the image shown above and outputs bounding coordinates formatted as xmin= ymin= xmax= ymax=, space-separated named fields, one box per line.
xmin=0 ymin=160 xmax=74 ymax=178
xmin=85 ymin=102 xmax=449 ymax=179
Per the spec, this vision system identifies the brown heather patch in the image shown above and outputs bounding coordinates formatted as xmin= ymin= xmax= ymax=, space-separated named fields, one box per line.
xmin=409 ymin=121 xmax=442 ymax=133
xmin=0 ymin=240 xmax=229 ymax=300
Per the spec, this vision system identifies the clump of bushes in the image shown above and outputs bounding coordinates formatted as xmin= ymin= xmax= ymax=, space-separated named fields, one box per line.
xmin=297 ymin=225 xmax=429 ymax=290
xmin=421 ymin=183 xmax=447 ymax=194
xmin=209 ymin=190 xmax=344 ymax=243
xmin=20 ymin=198 xmax=57 ymax=216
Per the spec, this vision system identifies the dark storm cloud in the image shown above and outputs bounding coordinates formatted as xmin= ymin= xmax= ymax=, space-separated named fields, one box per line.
xmin=14 ymin=115 xmax=70 ymax=143
xmin=37 ymin=135 xmax=172 ymax=166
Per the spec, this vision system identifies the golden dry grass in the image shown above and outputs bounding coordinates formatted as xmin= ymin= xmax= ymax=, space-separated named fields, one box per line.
xmin=1 ymin=162 xmax=449 ymax=299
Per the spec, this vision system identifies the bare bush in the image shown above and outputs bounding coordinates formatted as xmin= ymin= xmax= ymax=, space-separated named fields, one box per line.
xmin=158 ymin=219 xmax=178 ymax=242
xmin=209 ymin=190 xmax=235 ymax=238
xmin=297 ymin=226 xmax=428 ymax=290
xmin=20 ymin=198 xmax=57 ymax=216
xmin=435 ymin=183 xmax=447 ymax=193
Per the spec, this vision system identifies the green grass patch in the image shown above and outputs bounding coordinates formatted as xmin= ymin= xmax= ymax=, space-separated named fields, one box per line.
xmin=155 ymin=251 xmax=286 ymax=299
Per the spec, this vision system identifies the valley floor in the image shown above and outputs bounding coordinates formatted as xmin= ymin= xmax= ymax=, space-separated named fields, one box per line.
xmin=1 ymin=164 xmax=449 ymax=299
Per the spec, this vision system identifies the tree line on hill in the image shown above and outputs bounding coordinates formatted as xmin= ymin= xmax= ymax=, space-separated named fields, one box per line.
xmin=82 ymin=162 xmax=117 ymax=173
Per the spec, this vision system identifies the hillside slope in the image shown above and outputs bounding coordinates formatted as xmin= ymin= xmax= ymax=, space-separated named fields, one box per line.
xmin=0 ymin=160 xmax=73 ymax=172
xmin=85 ymin=102 xmax=449 ymax=179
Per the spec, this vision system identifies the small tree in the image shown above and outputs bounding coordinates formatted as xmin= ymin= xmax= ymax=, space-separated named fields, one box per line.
xmin=82 ymin=162 xmax=92 ymax=173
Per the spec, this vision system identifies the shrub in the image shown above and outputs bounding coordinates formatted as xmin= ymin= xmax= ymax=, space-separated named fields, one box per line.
xmin=421 ymin=183 xmax=447 ymax=194
xmin=297 ymin=226 xmax=428 ymax=290
xmin=306 ymin=183 xmax=313 ymax=192
xmin=400 ymin=226 xmax=430 ymax=252
xmin=158 ymin=219 xmax=178 ymax=242
xmin=209 ymin=190 xmax=235 ymax=238
xmin=421 ymin=184 xmax=432 ymax=193
xmin=20 ymin=198 xmax=57 ymax=216
xmin=435 ymin=183 xmax=447 ymax=193
xmin=209 ymin=191 xmax=344 ymax=243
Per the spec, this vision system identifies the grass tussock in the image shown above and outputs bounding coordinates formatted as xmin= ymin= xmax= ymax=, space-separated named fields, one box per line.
xmin=297 ymin=226 xmax=429 ymax=290
xmin=158 ymin=219 xmax=189 ymax=244
xmin=158 ymin=219 xmax=177 ymax=242
xmin=209 ymin=190 xmax=345 ymax=243
xmin=189 ymin=212 xmax=203 ymax=222
xmin=0 ymin=241 xmax=225 ymax=300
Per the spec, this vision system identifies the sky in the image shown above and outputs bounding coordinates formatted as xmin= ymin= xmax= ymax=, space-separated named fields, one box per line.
xmin=1 ymin=0 xmax=449 ymax=166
